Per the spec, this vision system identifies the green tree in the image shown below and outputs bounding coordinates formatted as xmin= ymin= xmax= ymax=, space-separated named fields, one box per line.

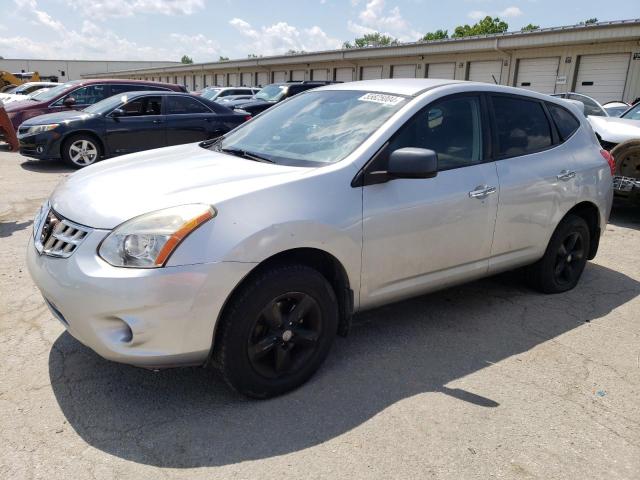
xmin=247 ymin=53 xmax=258 ymax=58
xmin=521 ymin=24 xmax=540 ymax=32
xmin=218 ymin=56 xmax=229 ymax=61
xmin=452 ymin=16 xmax=508 ymax=38
xmin=343 ymin=32 xmax=398 ymax=48
xmin=286 ymin=49 xmax=306 ymax=55
xmin=580 ymin=18 xmax=598 ymax=25
xmin=180 ymin=55 xmax=193 ymax=64
xmin=422 ymin=29 xmax=448 ymax=41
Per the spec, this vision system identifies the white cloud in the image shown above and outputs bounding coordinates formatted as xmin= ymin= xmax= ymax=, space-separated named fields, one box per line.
xmin=468 ymin=6 xmax=523 ymax=21
xmin=229 ymin=18 xmax=342 ymax=56
xmin=169 ymin=33 xmax=220 ymax=58
xmin=348 ymin=0 xmax=421 ymax=41
xmin=468 ymin=10 xmax=487 ymax=20
xmin=63 ymin=0 xmax=205 ymax=19
xmin=499 ymin=6 xmax=523 ymax=18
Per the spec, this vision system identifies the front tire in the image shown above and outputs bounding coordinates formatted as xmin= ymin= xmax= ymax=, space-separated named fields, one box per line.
xmin=527 ymin=214 xmax=590 ymax=294
xmin=62 ymin=134 xmax=101 ymax=169
xmin=215 ymin=264 xmax=338 ymax=398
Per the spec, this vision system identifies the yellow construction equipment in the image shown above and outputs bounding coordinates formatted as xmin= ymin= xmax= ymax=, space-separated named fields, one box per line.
xmin=0 ymin=71 xmax=41 ymax=92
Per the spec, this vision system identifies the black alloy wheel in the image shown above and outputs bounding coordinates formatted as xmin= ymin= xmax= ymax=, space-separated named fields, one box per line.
xmin=553 ymin=231 xmax=585 ymax=287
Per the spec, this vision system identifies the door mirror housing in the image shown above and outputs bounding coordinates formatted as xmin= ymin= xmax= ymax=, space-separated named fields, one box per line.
xmin=387 ymin=147 xmax=438 ymax=179
xmin=110 ymin=108 xmax=125 ymax=118
xmin=62 ymin=96 xmax=76 ymax=107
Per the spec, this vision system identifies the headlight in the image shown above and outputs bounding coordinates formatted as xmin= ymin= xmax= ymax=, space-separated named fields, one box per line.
xmin=98 ymin=204 xmax=215 ymax=268
xmin=24 ymin=124 xmax=59 ymax=135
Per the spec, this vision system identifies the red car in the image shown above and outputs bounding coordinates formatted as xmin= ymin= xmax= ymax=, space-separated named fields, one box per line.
xmin=4 ymin=79 xmax=186 ymax=130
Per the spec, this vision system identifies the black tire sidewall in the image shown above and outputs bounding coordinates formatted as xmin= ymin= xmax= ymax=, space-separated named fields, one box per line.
xmin=62 ymin=134 xmax=101 ymax=169
xmin=218 ymin=265 xmax=338 ymax=398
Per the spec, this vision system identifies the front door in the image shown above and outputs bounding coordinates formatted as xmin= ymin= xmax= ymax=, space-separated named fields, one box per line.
xmin=360 ymin=95 xmax=499 ymax=308
xmin=105 ymin=95 xmax=166 ymax=155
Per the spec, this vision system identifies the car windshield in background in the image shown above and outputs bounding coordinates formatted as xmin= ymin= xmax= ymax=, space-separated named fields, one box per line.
xmin=622 ymin=103 xmax=640 ymax=121
xmin=255 ymin=85 xmax=286 ymax=102
xmin=200 ymin=88 xmax=222 ymax=100
xmin=213 ymin=90 xmax=408 ymax=166
xmin=83 ymin=94 xmax=128 ymax=114
xmin=30 ymin=81 xmax=80 ymax=102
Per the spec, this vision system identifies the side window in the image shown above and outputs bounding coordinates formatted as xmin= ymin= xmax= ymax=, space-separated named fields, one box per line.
xmin=491 ymin=96 xmax=552 ymax=157
xmin=547 ymin=103 xmax=580 ymax=141
xmin=63 ymin=84 xmax=108 ymax=105
xmin=119 ymin=96 xmax=163 ymax=116
xmin=166 ymin=96 xmax=212 ymax=114
xmin=218 ymin=90 xmax=232 ymax=97
xmin=388 ymin=96 xmax=483 ymax=171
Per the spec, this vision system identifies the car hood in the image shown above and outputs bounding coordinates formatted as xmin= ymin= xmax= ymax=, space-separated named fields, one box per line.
xmin=22 ymin=110 xmax=97 ymax=125
xmin=225 ymin=98 xmax=269 ymax=108
xmin=0 ymin=93 xmax=28 ymax=104
xmin=588 ymin=116 xmax=640 ymax=144
xmin=3 ymin=98 xmax=46 ymax=112
xmin=50 ymin=142 xmax=309 ymax=229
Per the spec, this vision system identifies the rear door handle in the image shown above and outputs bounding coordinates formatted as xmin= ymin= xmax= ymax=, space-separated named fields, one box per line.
xmin=557 ymin=170 xmax=576 ymax=181
xmin=152 ymin=119 xmax=164 ymax=124
xmin=469 ymin=185 xmax=497 ymax=199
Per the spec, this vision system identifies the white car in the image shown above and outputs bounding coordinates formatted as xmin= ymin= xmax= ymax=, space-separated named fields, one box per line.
xmin=0 ymin=81 xmax=58 ymax=104
xmin=27 ymin=79 xmax=614 ymax=397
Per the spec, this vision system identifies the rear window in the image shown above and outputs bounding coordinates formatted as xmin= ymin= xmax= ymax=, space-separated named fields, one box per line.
xmin=492 ymin=96 xmax=552 ymax=157
xmin=547 ymin=103 xmax=580 ymax=141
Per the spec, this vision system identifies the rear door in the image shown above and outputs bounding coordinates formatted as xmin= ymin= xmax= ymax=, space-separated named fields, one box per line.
xmin=105 ymin=95 xmax=166 ymax=155
xmin=488 ymin=94 xmax=579 ymax=272
xmin=361 ymin=94 xmax=499 ymax=308
xmin=165 ymin=95 xmax=221 ymax=145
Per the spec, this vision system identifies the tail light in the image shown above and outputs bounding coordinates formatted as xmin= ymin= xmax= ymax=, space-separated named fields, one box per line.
xmin=600 ymin=149 xmax=615 ymax=176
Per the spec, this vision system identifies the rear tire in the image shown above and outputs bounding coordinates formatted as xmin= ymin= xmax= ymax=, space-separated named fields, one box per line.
xmin=61 ymin=134 xmax=102 ymax=169
xmin=527 ymin=214 xmax=590 ymax=294
xmin=214 ymin=264 xmax=338 ymax=398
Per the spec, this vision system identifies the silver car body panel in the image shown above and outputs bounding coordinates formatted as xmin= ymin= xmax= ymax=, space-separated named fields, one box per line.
xmin=27 ymin=79 xmax=613 ymax=367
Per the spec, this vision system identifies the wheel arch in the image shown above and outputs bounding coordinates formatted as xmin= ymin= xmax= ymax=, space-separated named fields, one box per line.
xmin=208 ymin=247 xmax=354 ymax=365
xmin=565 ymin=201 xmax=601 ymax=260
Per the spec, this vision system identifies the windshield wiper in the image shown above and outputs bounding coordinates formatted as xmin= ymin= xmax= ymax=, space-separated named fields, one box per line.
xmin=200 ymin=136 xmax=223 ymax=148
xmin=220 ymin=147 xmax=274 ymax=163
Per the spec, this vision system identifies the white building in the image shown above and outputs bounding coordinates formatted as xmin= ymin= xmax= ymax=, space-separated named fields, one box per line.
xmin=83 ymin=19 xmax=640 ymax=104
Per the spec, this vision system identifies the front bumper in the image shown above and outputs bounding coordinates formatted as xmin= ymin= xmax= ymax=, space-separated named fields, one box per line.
xmin=27 ymin=229 xmax=255 ymax=368
xmin=18 ymin=131 xmax=62 ymax=160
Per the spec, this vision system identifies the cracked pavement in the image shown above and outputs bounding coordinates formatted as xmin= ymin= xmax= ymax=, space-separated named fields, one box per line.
xmin=1 ymin=149 xmax=639 ymax=479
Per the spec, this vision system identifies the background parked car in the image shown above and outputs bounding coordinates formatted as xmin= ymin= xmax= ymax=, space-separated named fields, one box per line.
xmin=199 ymin=87 xmax=259 ymax=101
xmin=225 ymin=81 xmax=339 ymax=116
xmin=216 ymin=94 xmax=255 ymax=104
xmin=3 ymin=79 xmax=186 ymax=130
xmin=0 ymin=82 xmax=59 ymax=105
xmin=602 ymin=101 xmax=631 ymax=117
xmin=18 ymin=91 xmax=250 ymax=168
xmin=552 ymin=92 xmax=608 ymax=117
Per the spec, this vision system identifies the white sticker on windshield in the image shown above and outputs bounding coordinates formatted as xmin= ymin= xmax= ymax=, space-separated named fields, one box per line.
xmin=358 ymin=93 xmax=404 ymax=106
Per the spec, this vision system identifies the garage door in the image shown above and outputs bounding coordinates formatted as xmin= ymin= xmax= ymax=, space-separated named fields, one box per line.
xmin=291 ymin=70 xmax=305 ymax=81
xmin=391 ymin=64 xmax=416 ymax=78
xmin=272 ymin=71 xmax=287 ymax=83
xmin=575 ymin=53 xmax=630 ymax=104
xmin=228 ymin=73 xmax=239 ymax=86
xmin=515 ymin=57 xmax=559 ymax=94
xmin=241 ymin=72 xmax=253 ymax=86
xmin=215 ymin=74 xmax=224 ymax=86
xmin=335 ymin=67 xmax=353 ymax=82
xmin=257 ymin=72 xmax=268 ymax=86
xmin=361 ymin=66 xmax=383 ymax=80
xmin=312 ymin=69 xmax=329 ymax=81
xmin=468 ymin=60 xmax=502 ymax=84
xmin=427 ymin=63 xmax=455 ymax=80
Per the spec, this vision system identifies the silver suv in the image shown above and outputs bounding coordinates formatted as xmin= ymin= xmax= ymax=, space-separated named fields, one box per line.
xmin=27 ymin=79 xmax=614 ymax=398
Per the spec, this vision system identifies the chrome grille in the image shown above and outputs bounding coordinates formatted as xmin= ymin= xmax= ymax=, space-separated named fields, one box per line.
xmin=34 ymin=208 xmax=91 ymax=258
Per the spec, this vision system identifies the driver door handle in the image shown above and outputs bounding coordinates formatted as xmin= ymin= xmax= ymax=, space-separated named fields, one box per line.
xmin=557 ymin=170 xmax=576 ymax=181
xmin=469 ymin=185 xmax=497 ymax=199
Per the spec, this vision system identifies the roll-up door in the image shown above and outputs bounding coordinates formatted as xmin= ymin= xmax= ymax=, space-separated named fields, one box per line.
xmin=228 ymin=73 xmax=239 ymax=86
xmin=468 ymin=60 xmax=503 ymax=84
xmin=291 ymin=70 xmax=305 ymax=81
xmin=312 ymin=69 xmax=329 ymax=81
xmin=427 ymin=63 xmax=455 ymax=79
xmin=574 ymin=53 xmax=630 ymax=104
xmin=361 ymin=66 xmax=383 ymax=80
xmin=272 ymin=71 xmax=287 ymax=83
xmin=515 ymin=57 xmax=560 ymax=94
xmin=215 ymin=74 xmax=224 ymax=86
xmin=391 ymin=64 xmax=416 ymax=78
xmin=335 ymin=67 xmax=353 ymax=82
xmin=256 ymin=72 xmax=268 ymax=86
xmin=241 ymin=72 xmax=253 ymax=86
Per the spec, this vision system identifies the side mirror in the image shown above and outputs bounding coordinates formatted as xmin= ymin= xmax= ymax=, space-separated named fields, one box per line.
xmin=62 ymin=96 xmax=76 ymax=107
xmin=387 ymin=147 xmax=438 ymax=179
xmin=110 ymin=108 xmax=125 ymax=118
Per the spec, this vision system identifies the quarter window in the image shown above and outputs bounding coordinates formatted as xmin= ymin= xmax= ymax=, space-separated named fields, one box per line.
xmin=547 ymin=103 xmax=580 ymax=141
xmin=492 ymin=96 xmax=552 ymax=157
xmin=166 ymin=96 xmax=211 ymax=114
xmin=388 ymin=96 xmax=483 ymax=170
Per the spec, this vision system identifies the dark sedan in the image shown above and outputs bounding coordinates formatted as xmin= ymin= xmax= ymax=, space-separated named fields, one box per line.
xmin=18 ymin=91 xmax=251 ymax=168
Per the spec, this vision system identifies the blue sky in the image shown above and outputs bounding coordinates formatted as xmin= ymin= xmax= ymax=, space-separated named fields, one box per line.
xmin=0 ymin=0 xmax=637 ymax=62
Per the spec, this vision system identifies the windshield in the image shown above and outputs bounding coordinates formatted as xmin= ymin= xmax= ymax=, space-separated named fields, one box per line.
xmin=83 ymin=94 xmax=128 ymax=114
xmin=622 ymin=103 xmax=640 ymax=121
xmin=255 ymin=85 xmax=286 ymax=102
xmin=214 ymin=90 xmax=408 ymax=166
xmin=200 ymin=88 xmax=222 ymax=100
xmin=30 ymin=81 xmax=81 ymax=102
xmin=29 ymin=88 xmax=51 ymax=100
